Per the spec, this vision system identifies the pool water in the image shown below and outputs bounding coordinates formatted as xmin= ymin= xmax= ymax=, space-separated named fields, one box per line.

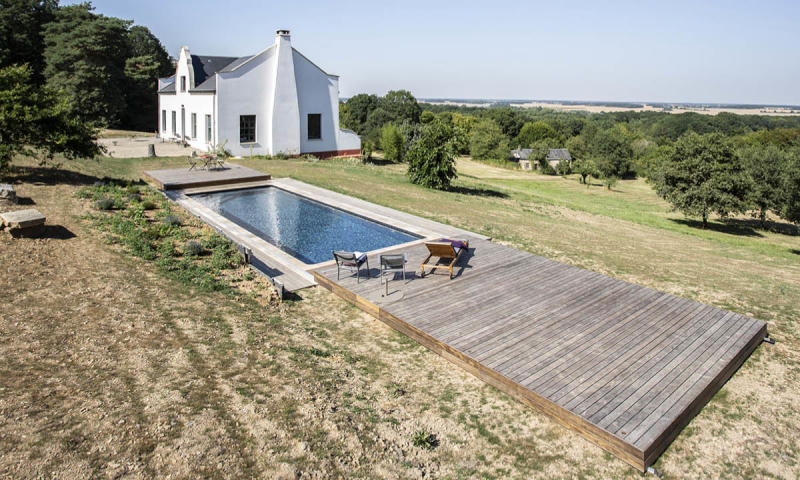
xmin=191 ymin=187 xmax=420 ymax=264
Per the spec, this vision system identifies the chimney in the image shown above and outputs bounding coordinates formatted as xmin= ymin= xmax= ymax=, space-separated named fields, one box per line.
xmin=275 ymin=29 xmax=291 ymax=44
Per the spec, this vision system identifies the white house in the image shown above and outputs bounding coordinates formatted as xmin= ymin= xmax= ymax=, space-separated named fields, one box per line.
xmin=157 ymin=30 xmax=360 ymax=158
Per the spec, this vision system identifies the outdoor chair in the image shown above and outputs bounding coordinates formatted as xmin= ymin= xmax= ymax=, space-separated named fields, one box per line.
xmin=419 ymin=238 xmax=470 ymax=279
xmin=332 ymin=250 xmax=370 ymax=283
xmin=187 ymin=156 xmax=198 ymax=171
xmin=379 ymin=253 xmax=408 ymax=296
xmin=200 ymin=154 xmax=218 ymax=170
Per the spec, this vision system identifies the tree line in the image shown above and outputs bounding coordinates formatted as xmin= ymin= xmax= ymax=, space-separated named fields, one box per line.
xmin=340 ymin=92 xmax=800 ymax=228
xmin=1 ymin=0 xmax=173 ymax=130
xmin=0 ymin=0 xmax=174 ymax=172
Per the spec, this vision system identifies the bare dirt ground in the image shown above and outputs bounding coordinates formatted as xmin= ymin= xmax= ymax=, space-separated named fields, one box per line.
xmin=0 ymin=170 xmax=636 ymax=479
xmin=98 ymin=135 xmax=199 ymax=159
xmin=1 ymin=161 xmax=798 ymax=479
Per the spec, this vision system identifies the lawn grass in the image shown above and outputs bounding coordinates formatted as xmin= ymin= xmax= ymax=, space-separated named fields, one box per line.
xmin=2 ymin=154 xmax=799 ymax=478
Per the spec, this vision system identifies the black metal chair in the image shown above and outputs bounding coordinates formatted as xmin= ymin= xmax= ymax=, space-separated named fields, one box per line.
xmin=332 ymin=250 xmax=369 ymax=283
xmin=379 ymin=253 xmax=407 ymax=296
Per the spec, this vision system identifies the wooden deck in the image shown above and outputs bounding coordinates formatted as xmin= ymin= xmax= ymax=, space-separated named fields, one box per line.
xmin=313 ymin=237 xmax=767 ymax=471
xmin=144 ymin=163 xmax=271 ymax=190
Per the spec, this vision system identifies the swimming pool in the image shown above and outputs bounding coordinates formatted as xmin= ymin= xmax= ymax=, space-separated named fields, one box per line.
xmin=190 ymin=187 xmax=421 ymax=264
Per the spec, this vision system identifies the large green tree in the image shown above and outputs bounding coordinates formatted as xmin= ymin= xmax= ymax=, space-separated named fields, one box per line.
xmin=515 ymin=121 xmax=559 ymax=148
xmin=379 ymin=90 xmax=421 ymax=125
xmin=43 ymin=3 xmax=131 ymax=127
xmin=126 ymin=25 xmax=173 ymax=72
xmin=469 ymin=119 xmax=509 ymax=162
xmin=122 ymin=25 xmax=173 ymax=131
xmin=650 ymin=132 xmax=750 ymax=229
xmin=781 ymin=148 xmax=800 ymax=224
xmin=483 ymin=106 xmax=523 ymax=139
xmin=0 ymin=64 xmax=101 ymax=173
xmin=406 ymin=120 xmax=457 ymax=190
xmin=341 ymin=93 xmax=378 ymax=135
xmin=739 ymin=145 xmax=787 ymax=227
xmin=588 ymin=125 xmax=636 ymax=181
xmin=0 ymin=0 xmax=57 ymax=83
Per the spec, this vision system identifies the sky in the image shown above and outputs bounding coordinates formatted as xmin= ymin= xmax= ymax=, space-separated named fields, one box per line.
xmin=67 ymin=0 xmax=800 ymax=105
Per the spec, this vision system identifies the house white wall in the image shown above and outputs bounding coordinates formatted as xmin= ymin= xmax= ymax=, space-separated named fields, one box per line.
xmin=157 ymin=30 xmax=360 ymax=157
xmin=216 ymin=48 xmax=276 ymax=156
xmin=270 ymin=32 xmax=301 ymax=156
xmin=294 ymin=50 xmax=338 ymax=154
xmin=158 ymin=46 xmax=215 ymax=151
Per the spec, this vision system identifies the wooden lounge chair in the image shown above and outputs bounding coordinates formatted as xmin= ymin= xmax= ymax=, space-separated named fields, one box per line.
xmin=419 ymin=239 xmax=469 ymax=279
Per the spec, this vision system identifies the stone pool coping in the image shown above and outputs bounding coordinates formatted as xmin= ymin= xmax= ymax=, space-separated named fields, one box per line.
xmin=165 ymin=177 xmax=489 ymax=292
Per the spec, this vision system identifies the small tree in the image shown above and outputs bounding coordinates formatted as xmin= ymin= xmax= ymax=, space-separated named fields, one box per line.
xmin=739 ymin=145 xmax=787 ymax=228
xmin=649 ymin=132 xmax=750 ymax=229
xmin=469 ymin=118 xmax=509 ymax=162
xmin=781 ymin=148 xmax=800 ymax=224
xmin=556 ymin=158 xmax=572 ymax=176
xmin=589 ymin=125 xmax=636 ymax=185
xmin=379 ymin=123 xmax=404 ymax=163
xmin=0 ymin=64 xmax=101 ymax=173
xmin=406 ymin=120 xmax=457 ymax=190
xmin=572 ymin=157 xmax=598 ymax=185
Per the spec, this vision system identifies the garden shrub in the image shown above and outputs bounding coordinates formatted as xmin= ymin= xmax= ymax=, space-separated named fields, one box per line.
xmin=95 ymin=197 xmax=114 ymax=210
xmin=183 ymin=240 xmax=204 ymax=256
xmin=163 ymin=215 xmax=181 ymax=227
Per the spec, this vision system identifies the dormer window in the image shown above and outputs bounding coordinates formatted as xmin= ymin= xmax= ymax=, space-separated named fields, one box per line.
xmin=180 ymin=76 xmax=186 ymax=92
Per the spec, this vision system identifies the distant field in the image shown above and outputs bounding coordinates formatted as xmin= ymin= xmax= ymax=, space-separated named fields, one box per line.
xmin=424 ymin=100 xmax=800 ymax=116
xmin=2 ymin=154 xmax=798 ymax=478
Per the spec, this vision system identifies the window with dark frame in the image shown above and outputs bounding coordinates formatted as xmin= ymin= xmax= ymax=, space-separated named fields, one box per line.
xmin=180 ymin=76 xmax=186 ymax=92
xmin=307 ymin=113 xmax=321 ymax=140
xmin=205 ymin=114 xmax=212 ymax=143
xmin=239 ymin=115 xmax=256 ymax=143
xmin=191 ymin=113 xmax=197 ymax=139
xmin=161 ymin=110 xmax=166 ymax=131
xmin=171 ymin=111 xmax=176 ymax=134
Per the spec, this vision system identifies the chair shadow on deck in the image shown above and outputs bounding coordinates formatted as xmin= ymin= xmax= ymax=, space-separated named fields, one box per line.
xmin=338 ymin=247 xmax=476 ymax=289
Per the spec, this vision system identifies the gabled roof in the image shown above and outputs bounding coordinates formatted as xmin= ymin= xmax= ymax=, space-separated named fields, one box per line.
xmin=546 ymin=148 xmax=572 ymax=161
xmin=158 ymin=78 xmax=175 ymax=93
xmin=190 ymin=55 xmax=239 ymax=84
xmin=158 ymin=55 xmax=255 ymax=94
xmin=220 ymin=55 xmax=255 ymax=72
xmin=510 ymin=148 xmax=532 ymax=160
